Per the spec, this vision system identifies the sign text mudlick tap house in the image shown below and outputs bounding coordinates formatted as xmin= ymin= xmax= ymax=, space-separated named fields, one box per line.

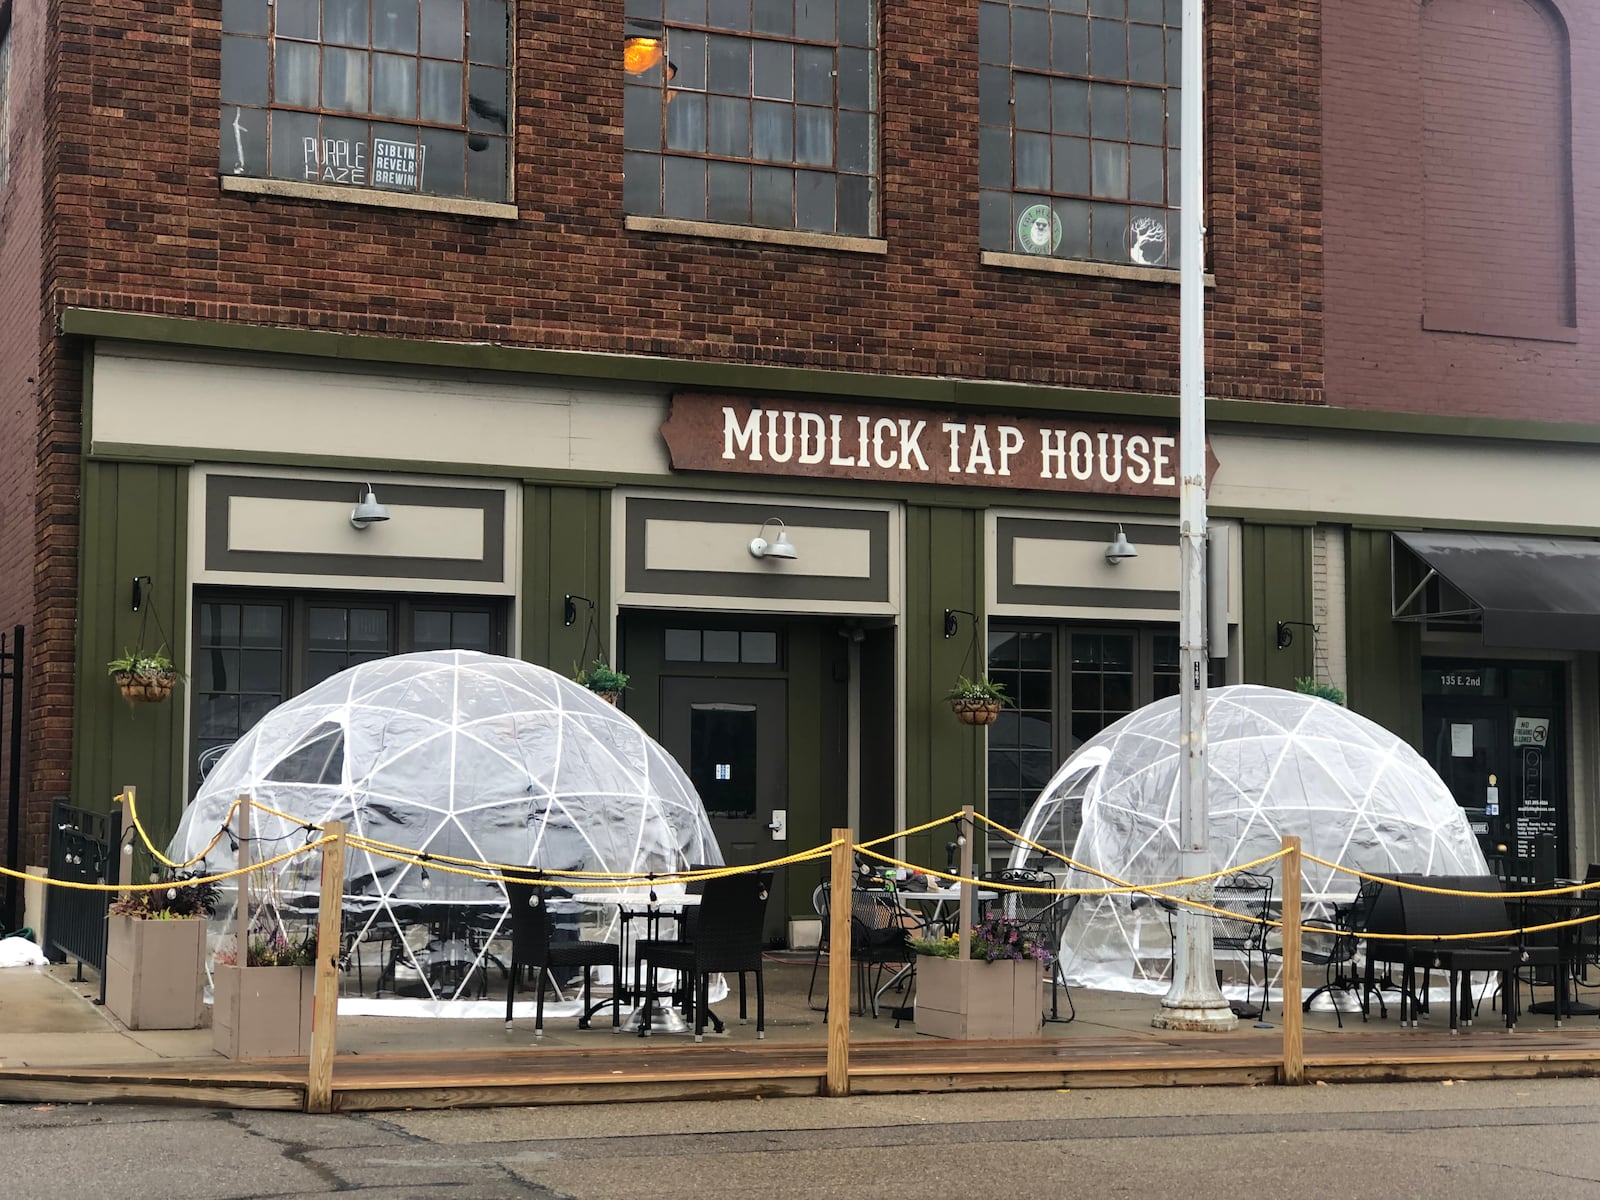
xmin=660 ymin=395 xmax=1209 ymax=498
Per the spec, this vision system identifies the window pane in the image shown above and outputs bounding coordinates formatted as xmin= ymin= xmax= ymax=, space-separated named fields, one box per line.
xmin=222 ymin=36 xmax=270 ymax=106
xmin=1129 ymin=209 xmax=1167 ymax=264
xmin=1128 ymin=22 xmax=1164 ymax=83
xmin=979 ymin=3 xmax=1008 ymax=65
xmin=373 ymin=54 xmax=419 ymax=119
xmin=979 ymin=65 xmax=1012 ymax=128
xmin=414 ymin=610 xmax=451 ymax=648
xmin=742 ymin=631 xmax=778 ymax=663
xmin=796 ymin=169 xmax=834 ymax=231
xmin=275 ymin=42 xmax=320 ymax=109
xmin=1015 ymin=131 xmax=1049 ymax=190
xmin=1089 ymin=82 xmax=1126 ymax=138
xmin=1089 ymin=17 xmax=1127 ymax=77
xmin=663 ymin=156 xmax=707 ymax=218
xmin=468 ymin=65 xmax=508 ymax=131
xmin=420 ymin=125 xmax=467 ymax=195
xmin=795 ymin=45 xmax=833 ymax=105
xmin=242 ymin=605 xmax=282 ymax=647
xmin=420 ymin=0 xmax=464 ymax=58
xmin=1058 ymin=198 xmax=1092 ymax=256
xmin=704 ymin=630 xmax=740 ymax=662
xmin=223 ymin=0 xmax=271 ymax=36
xmin=465 ymin=132 xmax=506 ymax=198
xmin=420 ymin=59 xmax=464 ymax=123
xmin=269 ymin=110 xmax=320 ymax=180
xmin=753 ymin=99 xmax=794 ymax=161
xmin=708 ymin=94 xmax=750 ymax=156
xmin=837 ymin=47 xmax=871 ymax=111
xmin=837 ymin=109 xmax=870 ymax=173
xmin=277 ymin=0 xmax=320 ymax=40
xmin=795 ymin=104 xmax=833 ymax=165
xmin=324 ymin=0 xmax=371 ymax=46
xmin=753 ymin=41 xmax=794 ymax=100
xmin=624 ymin=151 xmax=664 ymax=214
xmin=1014 ymin=73 xmax=1050 ymax=131
xmin=665 ymin=629 xmax=702 ymax=660
xmin=1051 ymin=12 xmax=1087 ymax=73
xmin=1130 ymin=143 xmax=1163 ymax=202
xmin=241 ymin=649 xmax=282 ymax=692
xmin=625 ymin=82 xmax=663 ymax=151
xmin=197 ymin=649 xmax=239 ymax=693
xmin=796 ymin=0 xmax=835 ymax=40
xmin=468 ymin=0 xmax=509 ymax=67
xmin=709 ymin=0 xmax=751 ymax=30
xmin=980 ymin=188 xmax=1011 ymax=249
xmin=666 ymin=93 xmax=707 ymax=151
xmin=980 ymin=126 xmax=1011 ymax=188
xmin=753 ymin=0 xmax=793 ymax=36
xmin=1052 ymin=135 xmax=1089 ymax=193
xmin=1092 ymin=200 xmax=1127 ymax=256
xmin=1129 ymin=85 xmax=1163 ymax=144
xmin=752 ymin=165 xmax=792 ymax=225
xmin=1091 ymin=139 xmax=1127 ymax=197
xmin=707 ymin=34 xmax=752 ymax=96
xmin=837 ymin=172 xmax=870 ymax=234
xmin=374 ymin=0 xmax=420 ymax=51
xmin=322 ymin=48 xmax=370 ymax=113
xmin=1013 ymin=8 xmax=1049 ymax=70
xmin=839 ymin=0 xmax=873 ymax=46
xmin=707 ymin=160 xmax=751 ymax=222
xmin=672 ymin=28 xmax=708 ymax=91
xmin=1053 ymin=77 xmax=1089 ymax=135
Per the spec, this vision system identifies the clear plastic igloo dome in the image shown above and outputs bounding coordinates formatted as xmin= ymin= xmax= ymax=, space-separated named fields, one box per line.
xmin=1009 ymin=684 xmax=1488 ymax=994
xmin=170 ymin=650 xmax=720 ymax=1012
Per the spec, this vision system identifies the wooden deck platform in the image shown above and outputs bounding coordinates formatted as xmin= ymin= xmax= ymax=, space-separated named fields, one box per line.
xmin=4 ymin=1027 xmax=1600 ymax=1112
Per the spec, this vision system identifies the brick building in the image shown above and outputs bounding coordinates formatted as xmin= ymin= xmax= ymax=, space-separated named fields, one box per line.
xmin=0 ymin=0 xmax=1593 ymax=939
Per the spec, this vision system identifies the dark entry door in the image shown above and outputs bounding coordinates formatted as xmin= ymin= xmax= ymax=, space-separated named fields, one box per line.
xmin=660 ymin=676 xmax=788 ymax=944
xmin=1421 ymin=661 xmax=1566 ymax=883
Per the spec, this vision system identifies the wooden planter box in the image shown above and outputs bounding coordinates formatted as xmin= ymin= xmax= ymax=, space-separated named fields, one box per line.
xmin=104 ymin=915 xmax=207 ymax=1030
xmin=914 ymin=955 xmax=1045 ymax=1040
xmin=212 ymin=964 xmax=315 ymax=1058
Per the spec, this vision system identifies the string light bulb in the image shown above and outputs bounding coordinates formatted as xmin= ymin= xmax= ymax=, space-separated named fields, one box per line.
xmin=623 ymin=36 xmax=664 ymax=74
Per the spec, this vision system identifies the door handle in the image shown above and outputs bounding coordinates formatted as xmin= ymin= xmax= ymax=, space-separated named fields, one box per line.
xmin=768 ymin=809 xmax=787 ymax=840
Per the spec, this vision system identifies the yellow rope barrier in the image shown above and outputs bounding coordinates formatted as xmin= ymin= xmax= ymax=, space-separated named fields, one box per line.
xmin=0 ymin=837 xmax=333 ymax=892
xmin=854 ymin=811 xmax=966 ymax=849
xmin=116 ymin=789 xmax=243 ymax=871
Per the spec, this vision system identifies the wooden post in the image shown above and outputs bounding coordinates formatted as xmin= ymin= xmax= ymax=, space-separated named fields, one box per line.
xmin=1280 ymin=835 xmax=1304 ymax=1085
xmin=307 ymin=820 xmax=346 ymax=1114
xmin=824 ymin=828 xmax=853 ymax=1097
xmin=235 ymin=795 xmax=251 ymax=965
xmin=957 ymin=805 xmax=974 ymax=962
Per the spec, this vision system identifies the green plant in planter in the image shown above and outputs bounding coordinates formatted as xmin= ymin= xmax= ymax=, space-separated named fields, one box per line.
xmin=943 ymin=675 xmax=1009 ymax=705
xmin=574 ymin=658 xmax=629 ymax=696
xmin=107 ymin=870 xmax=219 ymax=920
xmin=106 ymin=647 xmax=181 ymax=680
xmin=1294 ymin=676 xmax=1347 ymax=706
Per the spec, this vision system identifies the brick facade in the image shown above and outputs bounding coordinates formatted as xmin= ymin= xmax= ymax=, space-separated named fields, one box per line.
xmin=1325 ymin=0 xmax=1598 ymax=419
xmin=11 ymin=0 xmax=1332 ymax=863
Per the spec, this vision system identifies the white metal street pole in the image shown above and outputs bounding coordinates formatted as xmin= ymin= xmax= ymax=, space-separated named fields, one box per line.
xmin=1152 ymin=0 xmax=1235 ymax=1031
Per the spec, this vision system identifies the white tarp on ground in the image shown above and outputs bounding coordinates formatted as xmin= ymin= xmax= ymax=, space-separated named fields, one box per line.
xmin=169 ymin=650 xmax=721 ymax=1016
xmin=1009 ymin=684 xmax=1488 ymax=995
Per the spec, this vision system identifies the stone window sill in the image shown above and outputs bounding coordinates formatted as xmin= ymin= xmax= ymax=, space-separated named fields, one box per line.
xmin=220 ymin=176 xmax=518 ymax=220
xmin=626 ymin=215 xmax=887 ymax=254
xmin=982 ymin=250 xmax=1214 ymax=285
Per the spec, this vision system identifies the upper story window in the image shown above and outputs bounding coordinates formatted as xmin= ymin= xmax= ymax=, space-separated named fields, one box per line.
xmin=622 ymin=0 xmax=879 ymax=237
xmin=220 ymin=0 xmax=512 ymax=202
xmin=979 ymin=0 xmax=1180 ymax=267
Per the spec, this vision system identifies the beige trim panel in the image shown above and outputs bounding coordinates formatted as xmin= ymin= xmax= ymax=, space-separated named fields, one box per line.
xmin=190 ymin=465 xmax=519 ymax=595
xmin=643 ymin=519 xmax=873 ymax=579
xmin=91 ymin=347 xmax=671 ymax=476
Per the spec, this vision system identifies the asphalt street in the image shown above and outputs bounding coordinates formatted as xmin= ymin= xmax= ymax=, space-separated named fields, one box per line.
xmin=7 ymin=1079 xmax=1600 ymax=1199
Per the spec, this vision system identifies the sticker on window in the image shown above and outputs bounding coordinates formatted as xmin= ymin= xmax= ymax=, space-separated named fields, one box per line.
xmin=1016 ymin=204 xmax=1061 ymax=255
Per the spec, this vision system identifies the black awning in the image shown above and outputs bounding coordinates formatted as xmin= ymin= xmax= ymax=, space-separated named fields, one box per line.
xmin=1393 ymin=531 xmax=1600 ymax=650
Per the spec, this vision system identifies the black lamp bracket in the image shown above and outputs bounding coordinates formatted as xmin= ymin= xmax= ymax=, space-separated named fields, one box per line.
xmin=1275 ymin=620 xmax=1318 ymax=650
xmin=943 ymin=608 xmax=975 ymax=640
xmin=563 ymin=594 xmax=594 ymax=627
xmin=131 ymin=575 xmax=153 ymax=613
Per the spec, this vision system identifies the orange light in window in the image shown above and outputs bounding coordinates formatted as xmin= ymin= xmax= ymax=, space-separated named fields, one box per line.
xmin=624 ymin=36 xmax=665 ymax=75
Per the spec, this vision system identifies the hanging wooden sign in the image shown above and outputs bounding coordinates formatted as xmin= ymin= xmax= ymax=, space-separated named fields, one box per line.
xmin=660 ymin=394 xmax=1213 ymax=498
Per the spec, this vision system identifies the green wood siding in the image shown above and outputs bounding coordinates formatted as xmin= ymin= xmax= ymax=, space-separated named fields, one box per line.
xmin=1241 ymin=523 xmax=1313 ymax=689
xmin=522 ymin=485 xmax=610 ymax=673
xmin=1346 ymin=528 xmax=1422 ymax=746
xmin=74 ymin=463 xmax=190 ymax=840
xmin=903 ymin=504 xmax=985 ymax=868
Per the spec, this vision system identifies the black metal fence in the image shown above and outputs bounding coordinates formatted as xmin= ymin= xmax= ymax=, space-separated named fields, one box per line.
xmin=45 ymin=797 xmax=121 ymax=1003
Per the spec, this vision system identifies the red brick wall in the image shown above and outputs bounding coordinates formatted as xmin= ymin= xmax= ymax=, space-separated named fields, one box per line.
xmin=47 ymin=0 xmax=1323 ymax=405
xmin=0 ymin=0 xmax=47 ymax=868
xmin=1325 ymin=0 xmax=1598 ymax=419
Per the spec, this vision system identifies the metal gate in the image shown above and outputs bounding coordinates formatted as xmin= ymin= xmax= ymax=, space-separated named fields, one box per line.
xmin=45 ymin=797 xmax=122 ymax=1003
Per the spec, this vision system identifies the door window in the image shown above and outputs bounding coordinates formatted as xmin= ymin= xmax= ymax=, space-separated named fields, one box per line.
xmin=688 ymin=701 xmax=759 ymax=819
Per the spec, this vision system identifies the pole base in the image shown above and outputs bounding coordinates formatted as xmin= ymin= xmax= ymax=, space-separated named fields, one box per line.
xmin=1151 ymin=998 xmax=1239 ymax=1032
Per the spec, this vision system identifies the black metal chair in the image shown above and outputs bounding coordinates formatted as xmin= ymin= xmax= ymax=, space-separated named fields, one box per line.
xmin=1267 ymin=897 xmax=1362 ymax=1027
xmin=638 ymin=870 xmax=773 ymax=1041
xmin=849 ymin=887 xmax=915 ymax=1019
xmin=979 ymin=867 xmax=1075 ymax=1023
xmin=500 ymin=872 xmax=622 ymax=1038
xmin=629 ymin=865 xmax=711 ymax=1008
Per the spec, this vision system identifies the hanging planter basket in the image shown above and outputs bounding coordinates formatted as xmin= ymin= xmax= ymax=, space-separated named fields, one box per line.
xmin=591 ymin=690 xmax=620 ymax=706
xmin=114 ymin=670 xmax=177 ymax=704
xmin=951 ymin=698 xmax=1002 ymax=726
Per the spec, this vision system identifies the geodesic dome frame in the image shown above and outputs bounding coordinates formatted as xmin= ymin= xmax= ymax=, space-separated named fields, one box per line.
xmin=169 ymin=650 xmax=721 ymax=1014
xmin=1008 ymin=684 xmax=1489 ymax=995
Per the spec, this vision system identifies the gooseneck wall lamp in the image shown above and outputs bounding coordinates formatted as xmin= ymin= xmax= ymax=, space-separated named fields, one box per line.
xmin=1104 ymin=524 xmax=1139 ymax=565
xmin=1275 ymin=620 xmax=1318 ymax=650
xmin=350 ymin=484 xmax=391 ymax=530
xmin=749 ymin=518 xmax=798 ymax=560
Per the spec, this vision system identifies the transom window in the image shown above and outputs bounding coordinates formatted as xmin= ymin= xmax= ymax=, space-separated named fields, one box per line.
xmin=622 ymin=0 xmax=879 ymax=237
xmin=979 ymin=0 xmax=1181 ymax=267
xmin=219 ymin=0 xmax=512 ymax=202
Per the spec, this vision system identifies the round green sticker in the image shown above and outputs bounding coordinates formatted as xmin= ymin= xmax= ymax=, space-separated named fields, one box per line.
xmin=1016 ymin=204 xmax=1061 ymax=255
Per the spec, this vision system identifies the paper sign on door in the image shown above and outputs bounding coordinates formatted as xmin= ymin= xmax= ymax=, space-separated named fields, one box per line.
xmin=1450 ymin=723 xmax=1474 ymax=757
